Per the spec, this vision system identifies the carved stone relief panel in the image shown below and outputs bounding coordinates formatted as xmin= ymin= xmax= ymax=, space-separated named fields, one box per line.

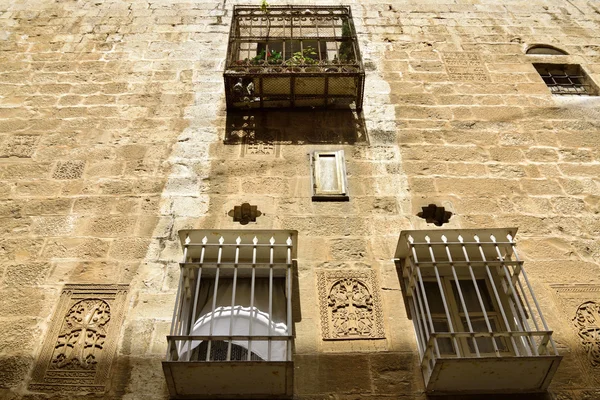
xmin=573 ymin=301 xmax=600 ymax=367
xmin=442 ymin=52 xmax=490 ymax=82
xmin=552 ymin=285 xmax=600 ymax=372
xmin=29 ymin=284 xmax=129 ymax=393
xmin=317 ymin=270 xmax=385 ymax=340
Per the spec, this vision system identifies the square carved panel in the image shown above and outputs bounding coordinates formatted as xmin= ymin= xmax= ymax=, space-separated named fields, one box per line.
xmin=29 ymin=284 xmax=129 ymax=393
xmin=317 ymin=269 xmax=385 ymax=340
xmin=552 ymin=284 xmax=600 ymax=372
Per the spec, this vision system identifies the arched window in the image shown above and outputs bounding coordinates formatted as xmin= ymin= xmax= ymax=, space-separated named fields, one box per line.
xmin=526 ymin=44 xmax=568 ymax=55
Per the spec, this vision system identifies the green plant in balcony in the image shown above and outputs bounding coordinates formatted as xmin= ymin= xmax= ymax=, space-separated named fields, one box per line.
xmin=288 ymin=46 xmax=318 ymax=65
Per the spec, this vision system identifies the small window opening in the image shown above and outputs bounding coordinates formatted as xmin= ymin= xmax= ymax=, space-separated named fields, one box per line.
xmin=533 ymin=63 xmax=598 ymax=96
xmin=417 ymin=204 xmax=452 ymax=226
xmin=310 ymin=150 xmax=349 ymax=201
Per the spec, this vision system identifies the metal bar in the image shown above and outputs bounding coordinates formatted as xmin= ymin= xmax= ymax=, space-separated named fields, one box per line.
xmin=459 ymin=235 xmax=499 ymax=355
xmin=491 ymin=235 xmax=536 ymax=356
xmin=443 ymin=235 xmax=480 ymax=357
xmin=508 ymin=235 xmax=558 ymax=355
xmin=168 ymin=335 xmax=293 ymax=341
xmin=426 ymin=236 xmax=460 ymax=357
xmin=169 ymin=237 xmax=189 ymax=360
xmin=268 ymin=236 xmax=274 ymax=361
xmin=170 ymin=238 xmax=188 ymax=337
xmin=410 ymin=289 xmax=426 ymax=359
xmin=226 ymin=236 xmax=241 ymax=361
xmin=417 ymin=266 xmax=441 ymax=359
xmin=408 ymin=237 xmax=440 ymax=359
xmin=248 ymin=236 xmax=258 ymax=360
xmin=286 ymin=236 xmax=293 ymax=362
xmin=206 ymin=236 xmax=224 ymax=361
xmin=476 ymin=235 xmax=520 ymax=356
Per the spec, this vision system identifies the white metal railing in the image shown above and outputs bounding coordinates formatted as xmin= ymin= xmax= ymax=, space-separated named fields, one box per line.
xmin=167 ymin=230 xmax=296 ymax=363
xmin=394 ymin=229 xmax=558 ymax=383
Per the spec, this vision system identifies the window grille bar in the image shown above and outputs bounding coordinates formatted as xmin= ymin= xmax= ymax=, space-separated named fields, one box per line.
xmin=427 ymin=235 xmax=460 ymax=358
xmin=491 ymin=235 xmax=536 ymax=356
xmin=169 ymin=335 xmax=292 ymax=341
xmin=410 ymin=257 xmax=434 ymax=356
xmin=226 ymin=236 xmax=241 ymax=361
xmin=409 ymin=295 xmax=426 ymax=359
xmin=170 ymin=238 xmax=188 ymax=337
xmin=515 ymin=271 xmax=540 ymax=331
xmin=185 ymin=266 xmax=202 ymax=361
xmin=459 ymin=235 xmax=500 ymax=355
xmin=286 ymin=236 xmax=293 ymax=362
xmin=417 ymin=266 xmax=442 ymax=359
xmin=443 ymin=235 xmax=480 ymax=357
xmin=476 ymin=235 xmax=520 ymax=356
xmin=206 ymin=236 xmax=224 ymax=361
xmin=268 ymin=236 xmax=274 ymax=361
xmin=408 ymin=237 xmax=441 ymax=359
xmin=248 ymin=236 xmax=257 ymax=361
xmin=508 ymin=235 xmax=558 ymax=355
xmin=185 ymin=243 xmax=293 ymax=248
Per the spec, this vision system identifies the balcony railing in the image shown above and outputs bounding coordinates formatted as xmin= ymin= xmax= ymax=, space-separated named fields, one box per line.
xmin=394 ymin=228 xmax=562 ymax=394
xmin=162 ymin=230 xmax=297 ymax=399
xmin=224 ymin=5 xmax=365 ymax=110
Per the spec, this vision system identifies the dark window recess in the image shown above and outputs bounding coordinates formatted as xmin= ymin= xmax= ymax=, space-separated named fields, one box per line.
xmin=533 ymin=63 xmax=598 ymax=95
xmin=224 ymin=5 xmax=365 ymax=110
xmin=417 ymin=204 xmax=452 ymax=226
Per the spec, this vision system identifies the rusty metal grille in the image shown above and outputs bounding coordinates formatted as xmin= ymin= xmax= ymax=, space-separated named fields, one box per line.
xmin=224 ymin=5 xmax=365 ymax=110
xmin=534 ymin=63 xmax=596 ymax=95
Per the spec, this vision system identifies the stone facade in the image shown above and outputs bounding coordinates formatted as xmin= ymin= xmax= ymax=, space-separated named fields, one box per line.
xmin=0 ymin=0 xmax=599 ymax=399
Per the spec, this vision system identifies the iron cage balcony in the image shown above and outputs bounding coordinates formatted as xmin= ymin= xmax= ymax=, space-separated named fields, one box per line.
xmin=163 ymin=229 xmax=297 ymax=399
xmin=224 ymin=5 xmax=365 ymax=110
xmin=394 ymin=228 xmax=561 ymax=395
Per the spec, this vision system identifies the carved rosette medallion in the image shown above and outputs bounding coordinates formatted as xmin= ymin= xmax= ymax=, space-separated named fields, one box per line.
xmin=317 ymin=270 xmax=385 ymax=340
xmin=29 ymin=284 xmax=128 ymax=393
xmin=573 ymin=301 xmax=600 ymax=367
xmin=552 ymin=284 xmax=600 ymax=376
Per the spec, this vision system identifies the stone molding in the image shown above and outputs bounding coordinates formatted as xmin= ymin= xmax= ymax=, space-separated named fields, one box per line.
xmin=317 ymin=269 xmax=385 ymax=340
xmin=29 ymin=284 xmax=129 ymax=393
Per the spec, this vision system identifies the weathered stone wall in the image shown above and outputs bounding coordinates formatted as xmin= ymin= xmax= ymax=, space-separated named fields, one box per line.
xmin=0 ymin=0 xmax=599 ymax=399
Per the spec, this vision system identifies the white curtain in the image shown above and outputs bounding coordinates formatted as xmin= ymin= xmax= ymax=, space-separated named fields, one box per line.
xmin=179 ymin=278 xmax=288 ymax=361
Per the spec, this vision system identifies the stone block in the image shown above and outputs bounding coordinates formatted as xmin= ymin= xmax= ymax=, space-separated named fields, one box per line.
xmin=31 ymin=216 xmax=77 ymax=236
xmin=370 ymin=352 xmax=415 ymax=394
xmin=0 ymin=135 xmax=39 ymax=158
xmin=329 ymin=238 xmax=368 ymax=260
xmin=295 ymin=354 xmax=372 ymax=395
xmin=0 ymin=317 xmax=40 ymax=356
xmin=0 ymin=239 xmax=43 ymax=261
xmin=52 ymin=160 xmax=85 ymax=180
xmin=3 ymin=262 xmax=51 ymax=287
xmin=82 ymin=215 xmax=137 ymax=237
xmin=0 ymin=355 xmax=33 ymax=389
xmin=42 ymin=238 xmax=110 ymax=259
xmin=15 ymin=181 xmax=62 ymax=197
xmin=109 ymin=238 xmax=151 ymax=260
xmin=47 ymin=261 xmax=124 ymax=284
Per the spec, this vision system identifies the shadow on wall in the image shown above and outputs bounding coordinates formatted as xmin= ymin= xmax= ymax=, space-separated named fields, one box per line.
xmin=224 ymin=109 xmax=369 ymax=145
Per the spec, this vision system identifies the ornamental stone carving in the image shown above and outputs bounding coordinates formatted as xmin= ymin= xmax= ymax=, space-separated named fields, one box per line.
xmin=573 ymin=301 xmax=600 ymax=367
xmin=317 ymin=270 xmax=385 ymax=340
xmin=29 ymin=284 xmax=128 ymax=393
xmin=50 ymin=299 xmax=111 ymax=370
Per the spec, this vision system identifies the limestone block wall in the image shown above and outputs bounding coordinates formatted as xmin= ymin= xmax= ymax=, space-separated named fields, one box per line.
xmin=0 ymin=0 xmax=599 ymax=399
